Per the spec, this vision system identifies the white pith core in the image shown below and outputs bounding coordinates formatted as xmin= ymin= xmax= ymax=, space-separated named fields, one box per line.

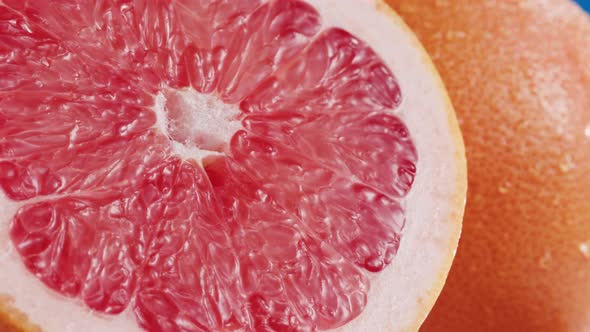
xmin=152 ymin=89 xmax=243 ymax=163
xmin=0 ymin=1 xmax=465 ymax=332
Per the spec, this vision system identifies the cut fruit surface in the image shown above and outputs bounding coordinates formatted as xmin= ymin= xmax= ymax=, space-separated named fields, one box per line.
xmin=0 ymin=1 xmax=466 ymax=332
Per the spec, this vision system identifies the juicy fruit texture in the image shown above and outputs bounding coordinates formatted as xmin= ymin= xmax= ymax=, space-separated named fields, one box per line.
xmin=0 ymin=0 xmax=418 ymax=331
xmin=390 ymin=0 xmax=590 ymax=331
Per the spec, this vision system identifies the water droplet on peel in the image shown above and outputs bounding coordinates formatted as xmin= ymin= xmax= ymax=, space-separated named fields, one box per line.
xmin=559 ymin=154 xmax=575 ymax=173
xmin=515 ymin=119 xmax=529 ymax=132
xmin=435 ymin=0 xmax=450 ymax=7
xmin=498 ymin=181 xmax=512 ymax=194
xmin=585 ymin=125 xmax=590 ymax=138
xmin=579 ymin=242 xmax=590 ymax=259
xmin=538 ymin=250 xmax=552 ymax=269
xmin=445 ymin=30 xmax=466 ymax=40
xmin=399 ymin=3 xmax=418 ymax=13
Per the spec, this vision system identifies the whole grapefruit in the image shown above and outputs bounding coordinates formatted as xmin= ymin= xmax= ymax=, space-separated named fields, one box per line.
xmin=389 ymin=0 xmax=590 ymax=331
xmin=0 ymin=1 xmax=466 ymax=331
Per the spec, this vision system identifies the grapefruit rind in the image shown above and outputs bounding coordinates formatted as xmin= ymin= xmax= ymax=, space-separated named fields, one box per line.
xmin=0 ymin=0 xmax=466 ymax=331
xmin=392 ymin=0 xmax=590 ymax=331
xmin=0 ymin=296 xmax=41 ymax=332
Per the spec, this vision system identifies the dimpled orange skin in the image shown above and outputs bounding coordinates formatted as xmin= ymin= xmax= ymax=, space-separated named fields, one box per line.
xmin=388 ymin=0 xmax=590 ymax=331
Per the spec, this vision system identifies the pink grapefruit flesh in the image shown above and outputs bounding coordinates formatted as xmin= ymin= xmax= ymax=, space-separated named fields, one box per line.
xmin=0 ymin=1 xmax=466 ymax=332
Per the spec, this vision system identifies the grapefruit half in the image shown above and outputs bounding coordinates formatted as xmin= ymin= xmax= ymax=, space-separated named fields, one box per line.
xmin=0 ymin=1 xmax=466 ymax=331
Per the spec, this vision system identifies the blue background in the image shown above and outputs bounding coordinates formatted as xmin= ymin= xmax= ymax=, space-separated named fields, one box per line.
xmin=576 ymin=0 xmax=590 ymax=12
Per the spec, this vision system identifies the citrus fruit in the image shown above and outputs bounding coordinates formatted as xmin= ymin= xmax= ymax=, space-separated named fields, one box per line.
xmin=0 ymin=1 xmax=466 ymax=331
xmin=390 ymin=0 xmax=590 ymax=331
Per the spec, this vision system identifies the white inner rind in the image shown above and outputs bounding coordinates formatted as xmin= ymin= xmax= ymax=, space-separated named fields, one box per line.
xmin=0 ymin=1 xmax=465 ymax=331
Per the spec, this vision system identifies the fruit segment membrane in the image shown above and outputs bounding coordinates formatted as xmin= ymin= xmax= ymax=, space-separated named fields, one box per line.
xmin=0 ymin=0 xmax=418 ymax=331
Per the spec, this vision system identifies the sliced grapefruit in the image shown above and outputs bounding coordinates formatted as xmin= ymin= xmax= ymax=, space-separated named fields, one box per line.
xmin=0 ymin=1 xmax=466 ymax=331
